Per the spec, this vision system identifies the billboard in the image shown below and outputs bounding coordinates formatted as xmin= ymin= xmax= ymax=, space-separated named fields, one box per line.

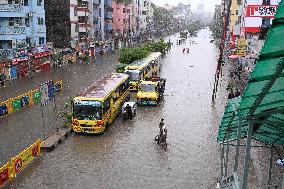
xmin=246 ymin=5 xmax=278 ymax=18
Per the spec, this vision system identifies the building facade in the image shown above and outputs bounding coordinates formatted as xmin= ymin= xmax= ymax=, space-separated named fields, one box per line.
xmin=0 ymin=0 xmax=46 ymax=60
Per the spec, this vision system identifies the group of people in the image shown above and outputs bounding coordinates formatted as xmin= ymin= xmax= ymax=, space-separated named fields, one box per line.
xmin=183 ymin=48 xmax=190 ymax=54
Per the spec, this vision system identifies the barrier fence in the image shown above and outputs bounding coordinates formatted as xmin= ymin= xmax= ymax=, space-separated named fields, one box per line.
xmin=0 ymin=80 xmax=63 ymax=119
xmin=0 ymin=140 xmax=41 ymax=186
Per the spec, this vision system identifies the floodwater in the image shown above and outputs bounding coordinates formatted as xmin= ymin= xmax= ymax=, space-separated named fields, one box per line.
xmin=2 ymin=29 xmax=228 ymax=188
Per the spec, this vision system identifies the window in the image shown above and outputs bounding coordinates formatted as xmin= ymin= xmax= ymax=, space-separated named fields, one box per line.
xmin=39 ymin=37 xmax=45 ymax=45
xmin=99 ymin=8 xmax=101 ymax=17
xmin=103 ymin=99 xmax=110 ymax=113
xmin=25 ymin=18 xmax=30 ymax=27
xmin=8 ymin=18 xmax=14 ymax=26
xmin=37 ymin=0 xmax=42 ymax=6
xmin=15 ymin=0 xmax=20 ymax=4
xmin=26 ymin=37 xmax=31 ymax=46
xmin=23 ymin=0 xmax=29 ymax=6
xmin=8 ymin=0 xmax=12 ymax=4
xmin=37 ymin=17 xmax=44 ymax=25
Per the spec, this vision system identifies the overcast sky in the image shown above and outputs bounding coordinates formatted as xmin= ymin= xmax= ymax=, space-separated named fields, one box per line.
xmin=152 ymin=0 xmax=221 ymax=12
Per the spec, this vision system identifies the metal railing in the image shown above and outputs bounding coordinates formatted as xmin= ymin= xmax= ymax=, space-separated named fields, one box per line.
xmin=0 ymin=4 xmax=23 ymax=12
xmin=0 ymin=26 xmax=26 ymax=35
xmin=0 ymin=49 xmax=14 ymax=58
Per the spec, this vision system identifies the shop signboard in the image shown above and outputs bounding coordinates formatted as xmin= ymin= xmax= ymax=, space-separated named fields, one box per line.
xmin=246 ymin=5 xmax=278 ymax=18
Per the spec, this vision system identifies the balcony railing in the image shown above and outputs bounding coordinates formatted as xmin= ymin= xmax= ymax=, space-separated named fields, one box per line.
xmin=0 ymin=49 xmax=14 ymax=58
xmin=0 ymin=4 xmax=23 ymax=12
xmin=0 ymin=26 xmax=26 ymax=35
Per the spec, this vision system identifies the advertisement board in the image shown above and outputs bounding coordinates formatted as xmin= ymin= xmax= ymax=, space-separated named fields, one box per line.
xmin=237 ymin=38 xmax=247 ymax=56
xmin=246 ymin=5 xmax=278 ymax=18
xmin=11 ymin=140 xmax=41 ymax=177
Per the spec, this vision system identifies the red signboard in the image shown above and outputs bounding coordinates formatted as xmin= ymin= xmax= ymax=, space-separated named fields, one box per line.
xmin=246 ymin=5 xmax=278 ymax=18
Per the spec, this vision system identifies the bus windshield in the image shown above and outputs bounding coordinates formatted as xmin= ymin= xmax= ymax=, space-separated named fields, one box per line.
xmin=140 ymin=84 xmax=156 ymax=92
xmin=125 ymin=70 xmax=140 ymax=81
xmin=73 ymin=100 xmax=102 ymax=120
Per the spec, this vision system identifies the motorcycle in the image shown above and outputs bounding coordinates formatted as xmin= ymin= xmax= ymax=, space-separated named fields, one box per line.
xmin=122 ymin=102 xmax=137 ymax=121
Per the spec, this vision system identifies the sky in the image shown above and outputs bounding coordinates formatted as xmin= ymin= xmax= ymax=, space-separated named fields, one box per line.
xmin=152 ymin=0 xmax=222 ymax=12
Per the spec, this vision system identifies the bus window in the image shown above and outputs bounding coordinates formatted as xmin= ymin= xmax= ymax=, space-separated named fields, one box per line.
xmin=103 ymin=99 xmax=110 ymax=114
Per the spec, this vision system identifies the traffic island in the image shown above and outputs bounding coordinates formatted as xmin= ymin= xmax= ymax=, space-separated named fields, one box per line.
xmin=41 ymin=127 xmax=73 ymax=152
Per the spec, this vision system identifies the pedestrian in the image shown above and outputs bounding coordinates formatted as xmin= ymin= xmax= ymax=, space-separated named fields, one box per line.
xmin=159 ymin=118 xmax=165 ymax=135
xmin=183 ymin=48 xmax=185 ymax=53
xmin=187 ymin=48 xmax=189 ymax=54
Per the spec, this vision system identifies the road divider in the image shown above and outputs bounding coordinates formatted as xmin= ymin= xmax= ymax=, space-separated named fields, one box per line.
xmin=0 ymin=80 xmax=63 ymax=119
xmin=0 ymin=139 xmax=41 ymax=186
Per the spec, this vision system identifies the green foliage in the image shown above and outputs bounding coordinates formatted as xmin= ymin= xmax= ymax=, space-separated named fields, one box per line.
xmin=209 ymin=9 xmax=224 ymax=40
xmin=188 ymin=20 xmax=203 ymax=36
xmin=115 ymin=63 xmax=128 ymax=73
xmin=118 ymin=40 xmax=169 ymax=65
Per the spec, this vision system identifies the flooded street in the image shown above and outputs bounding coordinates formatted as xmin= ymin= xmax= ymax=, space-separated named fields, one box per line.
xmin=3 ymin=29 xmax=228 ymax=188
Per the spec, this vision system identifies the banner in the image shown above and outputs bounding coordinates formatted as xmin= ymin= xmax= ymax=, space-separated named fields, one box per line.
xmin=11 ymin=140 xmax=41 ymax=177
xmin=39 ymin=82 xmax=50 ymax=106
xmin=0 ymin=162 xmax=10 ymax=186
xmin=246 ymin=5 xmax=278 ymax=18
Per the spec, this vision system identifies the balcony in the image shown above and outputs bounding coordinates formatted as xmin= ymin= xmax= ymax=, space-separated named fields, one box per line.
xmin=105 ymin=23 xmax=112 ymax=31
xmin=104 ymin=12 xmax=112 ymax=19
xmin=0 ymin=4 xmax=26 ymax=17
xmin=0 ymin=49 xmax=14 ymax=59
xmin=0 ymin=26 xmax=26 ymax=35
xmin=0 ymin=4 xmax=23 ymax=12
xmin=104 ymin=0 xmax=112 ymax=7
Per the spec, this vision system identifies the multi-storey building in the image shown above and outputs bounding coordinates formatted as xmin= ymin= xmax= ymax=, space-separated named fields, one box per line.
xmin=46 ymin=0 xmax=112 ymax=48
xmin=104 ymin=0 xmax=112 ymax=41
xmin=112 ymin=1 xmax=135 ymax=47
xmin=136 ymin=0 xmax=152 ymax=40
xmin=0 ymin=0 xmax=46 ymax=60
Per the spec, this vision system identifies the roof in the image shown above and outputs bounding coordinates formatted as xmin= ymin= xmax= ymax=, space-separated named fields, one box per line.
xmin=217 ymin=1 xmax=284 ymax=145
xmin=76 ymin=73 xmax=129 ymax=99
xmin=125 ymin=52 xmax=161 ymax=71
xmin=140 ymin=81 xmax=158 ymax=85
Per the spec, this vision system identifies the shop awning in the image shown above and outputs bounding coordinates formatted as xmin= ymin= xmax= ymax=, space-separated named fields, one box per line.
xmin=217 ymin=1 xmax=284 ymax=145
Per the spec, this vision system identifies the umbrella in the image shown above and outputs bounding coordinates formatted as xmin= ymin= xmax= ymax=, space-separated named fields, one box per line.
xmin=229 ymin=55 xmax=238 ymax=59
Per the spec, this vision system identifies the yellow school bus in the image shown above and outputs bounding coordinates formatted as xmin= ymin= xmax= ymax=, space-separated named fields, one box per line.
xmin=72 ymin=73 xmax=130 ymax=134
xmin=124 ymin=52 xmax=162 ymax=91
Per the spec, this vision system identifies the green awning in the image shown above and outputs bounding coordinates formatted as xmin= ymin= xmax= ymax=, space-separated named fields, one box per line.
xmin=217 ymin=1 xmax=284 ymax=145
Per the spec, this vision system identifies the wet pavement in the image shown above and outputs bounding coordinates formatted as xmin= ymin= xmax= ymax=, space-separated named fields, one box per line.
xmin=0 ymin=54 xmax=119 ymax=164
xmin=2 ymin=29 xmax=228 ymax=188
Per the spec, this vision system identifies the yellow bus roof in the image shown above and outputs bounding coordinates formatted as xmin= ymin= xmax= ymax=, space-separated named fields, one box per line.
xmin=75 ymin=73 xmax=129 ymax=99
xmin=140 ymin=80 xmax=158 ymax=86
xmin=124 ymin=52 xmax=161 ymax=71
